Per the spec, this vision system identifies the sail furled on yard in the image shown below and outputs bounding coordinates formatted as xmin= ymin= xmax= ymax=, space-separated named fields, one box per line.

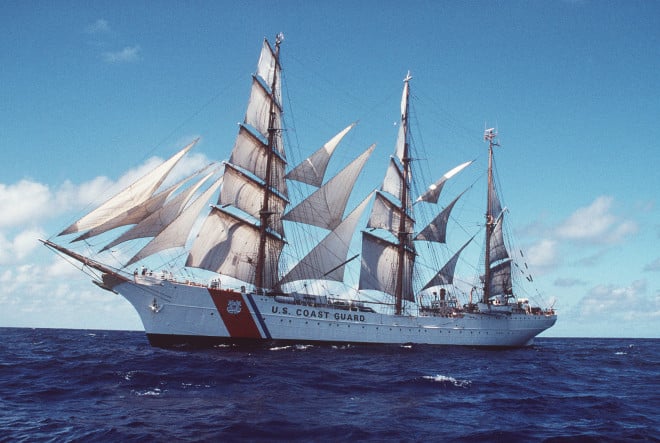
xmin=127 ymin=175 xmax=223 ymax=266
xmin=279 ymin=195 xmax=371 ymax=285
xmin=286 ymin=122 xmax=356 ymax=187
xmin=283 ymin=144 xmax=375 ymax=230
xmin=59 ymin=140 xmax=197 ymax=236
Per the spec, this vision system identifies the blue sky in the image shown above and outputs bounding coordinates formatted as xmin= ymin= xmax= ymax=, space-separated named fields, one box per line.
xmin=1 ymin=1 xmax=658 ymax=337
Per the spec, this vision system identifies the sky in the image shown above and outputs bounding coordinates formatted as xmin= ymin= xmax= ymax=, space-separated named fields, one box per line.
xmin=1 ymin=0 xmax=658 ymax=338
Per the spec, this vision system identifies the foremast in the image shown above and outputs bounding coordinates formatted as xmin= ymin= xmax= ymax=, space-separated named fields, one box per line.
xmin=255 ymin=33 xmax=284 ymax=291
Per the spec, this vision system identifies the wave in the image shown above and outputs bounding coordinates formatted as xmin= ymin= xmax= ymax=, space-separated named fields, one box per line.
xmin=422 ymin=374 xmax=472 ymax=388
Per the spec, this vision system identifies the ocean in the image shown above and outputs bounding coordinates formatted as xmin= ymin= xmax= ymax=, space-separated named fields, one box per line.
xmin=0 ymin=328 xmax=657 ymax=442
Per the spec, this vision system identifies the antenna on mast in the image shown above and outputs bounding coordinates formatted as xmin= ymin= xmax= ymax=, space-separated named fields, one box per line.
xmin=484 ymin=127 xmax=499 ymax=147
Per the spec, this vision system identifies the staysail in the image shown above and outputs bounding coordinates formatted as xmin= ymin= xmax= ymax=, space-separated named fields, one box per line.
xmin=416 ymin=161 xmax=473 ymax=204
xmin=421 ymin=235 xmax=474 ymax=290
xmin=286 ymin=123 xmax=357 ymax=187
xmin=126 ymin=175 xmax=222 ymax=266
xmin=279 ymin=194 xmax=371 ymax=285
xmin=71 ymin=175 xmax=190 ymax=243
xmin=283 ymin=145 xmax=375 ymax=230
xmin=59 ymin=140 xmax=197 ymax=235
xmin=103 ymin=168 xmax=217 ymax=253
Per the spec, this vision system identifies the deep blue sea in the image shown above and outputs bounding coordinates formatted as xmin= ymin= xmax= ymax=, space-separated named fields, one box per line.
xmin=0 ymin=328 xmax=657 ymax=442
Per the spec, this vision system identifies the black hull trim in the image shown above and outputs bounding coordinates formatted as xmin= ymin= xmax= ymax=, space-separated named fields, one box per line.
xmin=145 ymin=333 xmax=532 ymax=350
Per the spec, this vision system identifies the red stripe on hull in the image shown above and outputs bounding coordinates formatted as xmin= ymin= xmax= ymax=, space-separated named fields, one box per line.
xmin=208 ymin=289 xmax=262 ymax=339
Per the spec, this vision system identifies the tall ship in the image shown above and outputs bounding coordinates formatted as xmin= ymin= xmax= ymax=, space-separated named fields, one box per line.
xmin=44 ymin=35 xmax=556 ymax=347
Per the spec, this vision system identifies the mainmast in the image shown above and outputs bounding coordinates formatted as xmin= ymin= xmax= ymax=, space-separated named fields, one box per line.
xmin=255 ymin=33 xmax=284 ymax=291
xmin=483 ymin=128 xmax=499 ymax=303
xmin=394 ymin=72 xmax=413 ymax=315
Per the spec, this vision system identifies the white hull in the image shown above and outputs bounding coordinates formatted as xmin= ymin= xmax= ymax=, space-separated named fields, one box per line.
xmin=105 ymin=274 xmax=556 ymax=348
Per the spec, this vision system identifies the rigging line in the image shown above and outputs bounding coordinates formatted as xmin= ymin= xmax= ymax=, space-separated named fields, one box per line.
xmin=144 ymin=71 xmax=247 ymax=160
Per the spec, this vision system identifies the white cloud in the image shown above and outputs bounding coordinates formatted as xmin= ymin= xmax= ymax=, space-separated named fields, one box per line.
xmin=0 ymin=180 xmax=52 ymax=228
xmin=103 ymin=46 xmax=141 ymax=63
xmin=0 ymin=143 xmax=213 ymax=330
xmin=555 ymin=195 xmax=637 ymax=244
xmin=0 ymin=146 xmax=211 ymax=234
xmin=526 ymin=239 xmax=559 ymax=270
xmin=576 ymin=280 xmax=659 ymax=322
xmin=0 ymin=228 xmax=46 ymax=265
xmin=86 ymin=19 xmax=110 ymax=34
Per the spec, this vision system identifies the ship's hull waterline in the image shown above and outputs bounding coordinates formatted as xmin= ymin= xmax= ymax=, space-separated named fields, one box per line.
xmin=105 ymin=274 xmax=556 ymax=348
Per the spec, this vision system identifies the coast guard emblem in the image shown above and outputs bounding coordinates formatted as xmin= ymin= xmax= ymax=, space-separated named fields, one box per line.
xmin=227 ymin=300 xmax=242 ymax=315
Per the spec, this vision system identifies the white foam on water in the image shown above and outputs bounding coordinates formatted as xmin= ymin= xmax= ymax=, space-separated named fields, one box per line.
xmin=423 ymin=374 xmax=472 ymax=388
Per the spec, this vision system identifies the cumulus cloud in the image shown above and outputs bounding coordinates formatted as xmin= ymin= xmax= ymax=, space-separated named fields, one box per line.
xmin=0 ymin=180 xmax=52 ymax=228
xmin=577 ymin=280 xmax=659 ymax=322
xmin=103 ymin=46 xmax=141 ymax=63
xmin=555 ymin=196 xmax=637 ymax=244
xmin=526 ymin=239 xmax=559 ymax=270
xmin=0 ymin=144 xmax=210 ymax=235
xmin=0 ymin=228 xmax=46 ymax=265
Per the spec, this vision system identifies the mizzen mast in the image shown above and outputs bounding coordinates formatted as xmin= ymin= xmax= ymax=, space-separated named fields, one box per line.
xmin=483 ymin=127 xmax=499 ymax=304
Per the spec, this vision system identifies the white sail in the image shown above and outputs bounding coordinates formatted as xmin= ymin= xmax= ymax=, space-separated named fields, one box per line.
xmin=489 ymin=214 xmax=509 ymax=264
xmin=366 ymin=191 xmax=414 ymax=237
xmin=279 ymin=194 xmax=371 ymax=285
xmin=72 ymin=176 xmax=188 ymax=242
xmin=228 ymin=126 xmax=287 ymax=195
xmin=245 ymin=77 xmax=283 ymax=147
xmin=103 ymin=170 xmax=216 ymax=252
xmin=421 ymin=235 xmax=474 ymax=290
xmin=220 ymin=163 xmax=287 ymax=235
xmin=359 ymin=231 xmax=415 ymax=301
xmin=283 ymin=144 xmax=375 ymax=230
xmin=256 ymin=38 xmax=281 ymax=106
xmin=186 ymin=208 xmax=284 ymax=288
xmin=394 ymin=75 xmax=410 ymax=162
xmin=416 ymin=160 xmax=473 ymax=204
xmin=60 ymin=140 xmax=197 ymax=235
xmin=286 ymin=122 xmax=356 ymax=187
xmin=126 ymin=176 xmax=222 ymax=266
xmin=380 ymin=157 xmax=404 ymax=202
xmin=414 ymin=190 xmax=466 ymax=243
